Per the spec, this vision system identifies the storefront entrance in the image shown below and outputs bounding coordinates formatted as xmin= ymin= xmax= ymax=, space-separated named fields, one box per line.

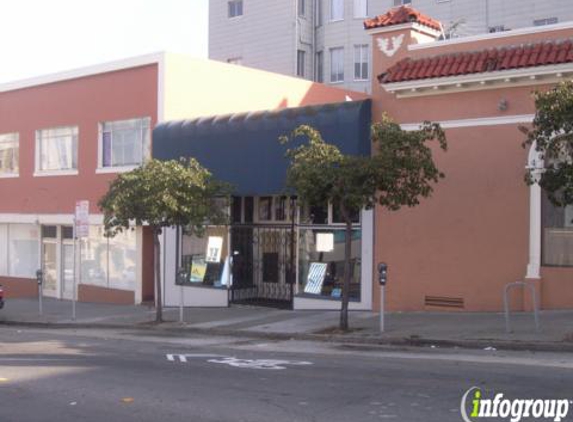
xmin=229 ymin=224 xmax=295 ymax=308
xmin=41 ymin=225 xmax=75 ymax=299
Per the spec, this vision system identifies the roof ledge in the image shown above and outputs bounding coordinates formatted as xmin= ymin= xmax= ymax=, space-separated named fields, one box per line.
xmin=382 ymin=63 xmax=573 ymax=98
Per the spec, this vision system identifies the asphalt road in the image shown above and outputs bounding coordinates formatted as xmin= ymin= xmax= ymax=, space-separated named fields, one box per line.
xmin=0 ymin=327 xmax=571 ymax=422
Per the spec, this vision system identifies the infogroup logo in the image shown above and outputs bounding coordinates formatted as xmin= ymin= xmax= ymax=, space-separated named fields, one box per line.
xmin=461 ymin=387 xmax=571 ymax=422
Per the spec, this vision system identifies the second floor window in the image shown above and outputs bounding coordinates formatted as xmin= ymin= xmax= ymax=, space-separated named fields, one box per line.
xmin=297 ymin=50 xmax=306 ymax=77
xmin=100 ymin=117 xmax=151 ymax=169
xmin=394 ymin=0 xmax=411 ymax=5
xmin=228 ymin=0 xmax=243 ymax=18
xmin=315 ymin=51 xmax=324 ymax=83
xmin=0 ymin=133 xmax=19 ymax=175
xmin=354 ymin=44 xmax=369 ymax=80
xmin=353 ymin=0 xmax=368 ymax=18
xmin=298 ymin=0 xmax=305 ymax=16
xmin=330 ymin=0 xmax=343 ymax=21
xmin=36 ymin=126 xmax=78 ymax=173
xmin=330 ymin=47 xmax=344 ymax=83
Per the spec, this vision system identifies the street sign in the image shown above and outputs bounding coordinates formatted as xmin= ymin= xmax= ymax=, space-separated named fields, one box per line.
xmin=75 ymin=200 xmax=89 ymax=238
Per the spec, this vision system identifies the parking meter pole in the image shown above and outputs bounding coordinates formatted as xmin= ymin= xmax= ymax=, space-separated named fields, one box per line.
xmin=179 ymin=284 xmax=184 ymax=323
xmin=36 ymin=269 xmax=43 ymax=316
xmin=378 ymin=263 xmax=388 ymax=333
xmin=380 ymin=285 xmax=385 ymax=333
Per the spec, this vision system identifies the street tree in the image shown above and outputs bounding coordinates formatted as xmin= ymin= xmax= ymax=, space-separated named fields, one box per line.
xmin=282 ymin=116 xmax=447 ymax=330
xmin=522 ymin=81 xmax=573 ymax=206
xmin=99 ymin=158 xmax=230 ymax=322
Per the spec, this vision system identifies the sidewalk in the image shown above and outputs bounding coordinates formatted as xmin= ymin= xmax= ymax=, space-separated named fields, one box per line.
xmin=1 ymin=298 xmax=573 ymax=352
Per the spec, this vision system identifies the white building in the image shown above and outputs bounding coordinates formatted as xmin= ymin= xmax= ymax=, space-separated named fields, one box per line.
xmin=209 ymin=0 xmax=573 ymax=93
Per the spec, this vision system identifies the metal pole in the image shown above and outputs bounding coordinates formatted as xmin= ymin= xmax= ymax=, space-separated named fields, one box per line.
xmin=380 ymin=285 xmax=385 ymax=333
xmin=72 ymin=234 xmax=76 ymax=321
xmin=38 ymin=279 xmax=43 ymax=316
xmin=179 ymin=283 xmax=184 ymax=323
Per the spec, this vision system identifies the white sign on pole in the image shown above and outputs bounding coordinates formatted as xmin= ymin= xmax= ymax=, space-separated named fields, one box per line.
xmin=75 ymin=200 xmax=89 ymax=238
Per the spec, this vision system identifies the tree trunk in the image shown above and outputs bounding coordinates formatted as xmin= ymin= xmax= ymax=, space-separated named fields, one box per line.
xmin=153 ymin=227 xmax=163 ymax=323
xmin=339 ymin=206 xmax=352 ymax=331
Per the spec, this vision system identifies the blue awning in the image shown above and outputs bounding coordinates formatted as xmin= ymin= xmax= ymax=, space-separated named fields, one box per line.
xmin=153 ymin=100 xmax=371 ymax=195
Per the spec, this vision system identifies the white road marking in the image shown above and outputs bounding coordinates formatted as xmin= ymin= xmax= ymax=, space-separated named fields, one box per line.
xmin=166 ymin=353 xmax=226 ymax=362
xmin=207 ymin=357 xmax=313 ymax=370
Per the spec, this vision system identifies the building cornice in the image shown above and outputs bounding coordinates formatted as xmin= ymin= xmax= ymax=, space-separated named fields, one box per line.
xmin=400 ymin=114 xmax=534 ymax=131
xmin=408 ymin=21 xmax=573 ymax=52
xmin=383 ymin=63 xmax=573 ymax=98
xmin=0 ymin=52 xmax=166 ymax=93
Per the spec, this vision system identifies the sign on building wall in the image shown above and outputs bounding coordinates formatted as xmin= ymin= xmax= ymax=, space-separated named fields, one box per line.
xmin=74 ymin=200 xmax=89 ymax=238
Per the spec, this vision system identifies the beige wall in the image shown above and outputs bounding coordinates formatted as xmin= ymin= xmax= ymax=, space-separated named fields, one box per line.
xmin=162 ymin=53 xmax=369 ymax=122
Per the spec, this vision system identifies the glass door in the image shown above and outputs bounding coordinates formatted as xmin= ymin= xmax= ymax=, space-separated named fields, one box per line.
xmin=41 ymin=225 xmax=58 ymax=297
xmin=61 ymin=226 xmax=75 ymax=299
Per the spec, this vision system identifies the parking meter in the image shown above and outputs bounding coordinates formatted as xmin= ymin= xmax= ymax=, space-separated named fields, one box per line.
xmin=177 ymin=267 xmax=188 ymax=285
xmin=36 ymin=269 xmax=43 ymax=285
xmin=378 ymin=263 xmax=388 ymax=332
xmin=36 ymin=269 xmax=43 ymax=315
xmin=378 ymin=262 xmax=388 ymax=286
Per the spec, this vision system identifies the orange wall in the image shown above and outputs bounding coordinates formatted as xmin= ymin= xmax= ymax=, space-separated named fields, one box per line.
xmin=0 ymin=64 xmax=158 ymax=215
xmin=370 ymin=24 xmax=573 ymax=311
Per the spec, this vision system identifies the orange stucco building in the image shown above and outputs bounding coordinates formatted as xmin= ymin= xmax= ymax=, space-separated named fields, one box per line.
xmin=366 ymin=6 xmax=573 ymax=312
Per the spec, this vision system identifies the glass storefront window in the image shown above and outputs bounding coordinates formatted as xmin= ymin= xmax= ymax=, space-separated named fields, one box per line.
xmin=9 ymin=224 xmax=40 ymax=278
xmin=108 ymin=229 xmax=137 ymax=291
xmin=542 ymin=192 xmax=573 ymax=266
xmin=81 ymin=226 xmax=108 ymax=287
xmin=298 ymin=228 xmax=361 ymax=300
xmin=181 ymin=227 xmax=228 ymax=287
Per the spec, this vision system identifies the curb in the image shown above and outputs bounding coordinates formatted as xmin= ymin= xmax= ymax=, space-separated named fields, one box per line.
xmin=1 ymin=320 xmax=573 ymax=353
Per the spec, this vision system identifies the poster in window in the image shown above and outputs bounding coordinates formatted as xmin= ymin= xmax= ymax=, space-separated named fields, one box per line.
xmin=190 ymin=257 xmax=207 ymax=283
xmin=304 ymin=262 xmax=328 ymax=294
xmin=205 ymin=236 xmax=224 ymax=263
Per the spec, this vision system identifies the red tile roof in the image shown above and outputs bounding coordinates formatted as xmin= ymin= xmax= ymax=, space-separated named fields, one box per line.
xmin=380 ymin=39 xmax=573 ymax=84
xmin=364 ymin=6 xmax=442 ymax=32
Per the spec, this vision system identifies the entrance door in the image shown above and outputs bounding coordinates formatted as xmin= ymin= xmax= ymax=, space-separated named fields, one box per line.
xmin=41 ymin=225 xmax=58 ymax=298
xmin=41 ymin=225 xmax=76 ymax=299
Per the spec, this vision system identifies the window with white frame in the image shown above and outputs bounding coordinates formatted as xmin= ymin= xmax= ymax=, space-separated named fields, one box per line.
xmin=330 ymin=0 xmax=344 ymax=21
xmin=36 ymin=126 xmax=78 ymax=173
xmin=0 ymin=133 xmax=19 ymax=175
xmin=354 ymin=44 xmax=369 ymax=80
xmin=297 ymin=50 xmax=306 ymax=77
xmin=8 ymin=224 xmax=40 ymax=278
xmin=99 ymin=117 xmax=151 ymax=169
xmin=330 ymin=47 xmax=344 ymax=83
xmin=228 ymin=0 xmax=243 ymax=17
xmin=353 ymin=0 xmax=368 ymax=18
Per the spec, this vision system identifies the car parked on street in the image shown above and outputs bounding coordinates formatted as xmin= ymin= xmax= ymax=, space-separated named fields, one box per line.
xmin=0 ymin=285 xmax=4 ymax=309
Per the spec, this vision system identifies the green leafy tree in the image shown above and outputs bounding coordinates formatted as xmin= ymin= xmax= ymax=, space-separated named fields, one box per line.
xmin=99 ymin=158 xmax=230 ymax=322
xmin=283 ymin=116 xmax=447 ymax=330
xmin=522 ymin=81 xmax=573 ymax=206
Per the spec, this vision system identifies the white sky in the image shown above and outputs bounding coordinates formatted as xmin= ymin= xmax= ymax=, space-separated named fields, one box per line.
xmin=0 ymin=0 xmax=209 ymax=83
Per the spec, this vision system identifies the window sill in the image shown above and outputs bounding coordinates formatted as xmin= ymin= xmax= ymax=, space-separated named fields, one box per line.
xmin=175 ymin=282 xmax=228 ymax=290
xmin=353 ymin=78 xmax=369 ymax=82
xmin=33 ymin=170 xmax=78 ymax=177
xmin=295 ymin=292 xmax=361 ymax=302
xmin=329 ymin=18 xmax=344 ymax=23
xmin=96 ymin=166 xmax=139 ymax=174
xmin=0 ymin=173 xmax=19 ymax=179
xmin=329 ymin=80 xmax=345 ymax=85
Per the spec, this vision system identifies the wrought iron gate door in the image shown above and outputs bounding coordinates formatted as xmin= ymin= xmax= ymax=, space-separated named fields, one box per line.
xmin=230 ymin=224 xmax=295 ymax=308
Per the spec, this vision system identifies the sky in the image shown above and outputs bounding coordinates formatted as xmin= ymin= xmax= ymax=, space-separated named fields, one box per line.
xmin=0 ymin=0 xmax=209 ymax=83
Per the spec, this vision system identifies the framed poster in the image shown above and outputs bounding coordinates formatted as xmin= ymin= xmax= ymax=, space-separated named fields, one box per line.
xmin=190 ymin=256 xmax=207 ymax=283
xmin=205 ymin=236 xmax=224 ymax=263
xmin=304 ymin=262 xmax=328 ymax=294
